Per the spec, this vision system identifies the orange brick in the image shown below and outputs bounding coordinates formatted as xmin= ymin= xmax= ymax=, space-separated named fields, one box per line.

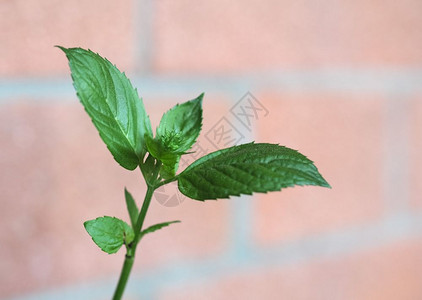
xmin=159 ymin=239 xmax=422 ymax=300
xmin=253 ymin=93 xmax=384 ymax=244
xmin=154 ymin=0 xmax=422 ymax=73
xmin=0 ymin=0 xmax=135 ymax=76
xmin=0 ymin=96 xmax=231 ymax=298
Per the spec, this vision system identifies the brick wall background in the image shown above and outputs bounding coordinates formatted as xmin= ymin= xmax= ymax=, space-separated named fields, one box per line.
xmin=1 ymin=1 xmax=422 ymax=299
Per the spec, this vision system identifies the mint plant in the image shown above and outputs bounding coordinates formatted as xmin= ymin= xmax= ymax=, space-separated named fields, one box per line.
xmin=58 ymin=46 xmax=330 ymax=300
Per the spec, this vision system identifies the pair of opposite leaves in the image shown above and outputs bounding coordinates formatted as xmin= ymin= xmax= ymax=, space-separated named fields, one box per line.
xmin=59 ymin=46 xmax=330 ymax=201
xmin=59 ymin=46 xmax=330 ymax=254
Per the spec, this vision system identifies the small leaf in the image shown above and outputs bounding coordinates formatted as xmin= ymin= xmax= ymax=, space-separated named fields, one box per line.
xmin=139 ymin=221 xmax=181 ymax=241
xmin=124 ymin=188 xmax=139 ymax=229
xmin=84 ymin=216 xmax=135 ymax=254
xmin=157 ymin=93 xmax=203 ymax=153
xmin=58 ymin=46 xmax=152 ymax=170
xmin=178 ymin=142 xmax=331 ymax=200
xmin=159 ymin=157 xmax=180 ymax=180
xmin=146 ymin=94 xmax=203 ymax=178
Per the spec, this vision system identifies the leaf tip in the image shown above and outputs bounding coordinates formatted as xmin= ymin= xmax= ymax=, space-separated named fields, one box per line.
xmin=55 ymin=45 xmax=67 ymax=52
xmin=321 ymin=178 xmax=332 ymax=189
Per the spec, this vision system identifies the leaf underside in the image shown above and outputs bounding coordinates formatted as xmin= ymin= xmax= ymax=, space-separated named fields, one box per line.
xmin=178 ymin=142 xmax=330 ymax=200
xmin=139 ymin=221 xmax=181 ymax=241
xmin=124 ymin=188 xmax=139 ymax=229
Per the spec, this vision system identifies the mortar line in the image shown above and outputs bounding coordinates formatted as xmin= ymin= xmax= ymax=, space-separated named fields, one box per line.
xmin=1 ymin=69 xmax=422 ymax=101
xmin=134 ymin=0 xmax=154 ymax=74
xmin=383 ymin=93 xmax=411 ymax=213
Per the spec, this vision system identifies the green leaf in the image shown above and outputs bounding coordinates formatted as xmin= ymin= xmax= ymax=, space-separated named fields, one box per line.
xmin=58 ymin=46 xmax=152 ymax=170
xmin=124 ymin=188 xmax=138 ymax=229
xmin=146 ymin=94 xmax=203 ymax=179
xmin=178 ymin=142 xmax=331 ymax=200
xmin=139 ymin=221 xmax=181 ymax=241
xmin=157 ymin=93 xmax=203 ymax=153
xmin=84 ymin=216 xmax=135 ymax=254
xmin=145 ymin=134 xmax=180 ymax=179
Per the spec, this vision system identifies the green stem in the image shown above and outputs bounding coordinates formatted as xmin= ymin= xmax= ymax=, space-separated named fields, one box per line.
xmin=112 ymin=249 xmax=135 ymax=300
xmin=134 ymin=185 xmax=155 ymax=240
xmin=112 ymin=185 xmax=155 ymax=300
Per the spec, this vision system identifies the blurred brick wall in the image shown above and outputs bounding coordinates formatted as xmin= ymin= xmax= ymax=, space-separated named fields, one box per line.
xmin=1 ymin=1 xmax=422 ymax=299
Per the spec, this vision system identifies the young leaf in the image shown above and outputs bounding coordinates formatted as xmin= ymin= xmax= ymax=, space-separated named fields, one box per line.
xmin=146 ymin=94 xmax=203 ymax=179
xmin=145 ymin=135 xmax=181 ymax=179
xmin=178 ymin=142 xmax=331 ymax=200
xmin=84 ymin=216 xmax=135 ymax=254
xmin=58 ymin=46 xmax=152 ymax=170
xmin=157 ymin=93 xmax=203 ymax=153
xmin=138 ymin=221 xmax=181 ymax=241
xmin=124 ymin=188 xmax=139 ymax=229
